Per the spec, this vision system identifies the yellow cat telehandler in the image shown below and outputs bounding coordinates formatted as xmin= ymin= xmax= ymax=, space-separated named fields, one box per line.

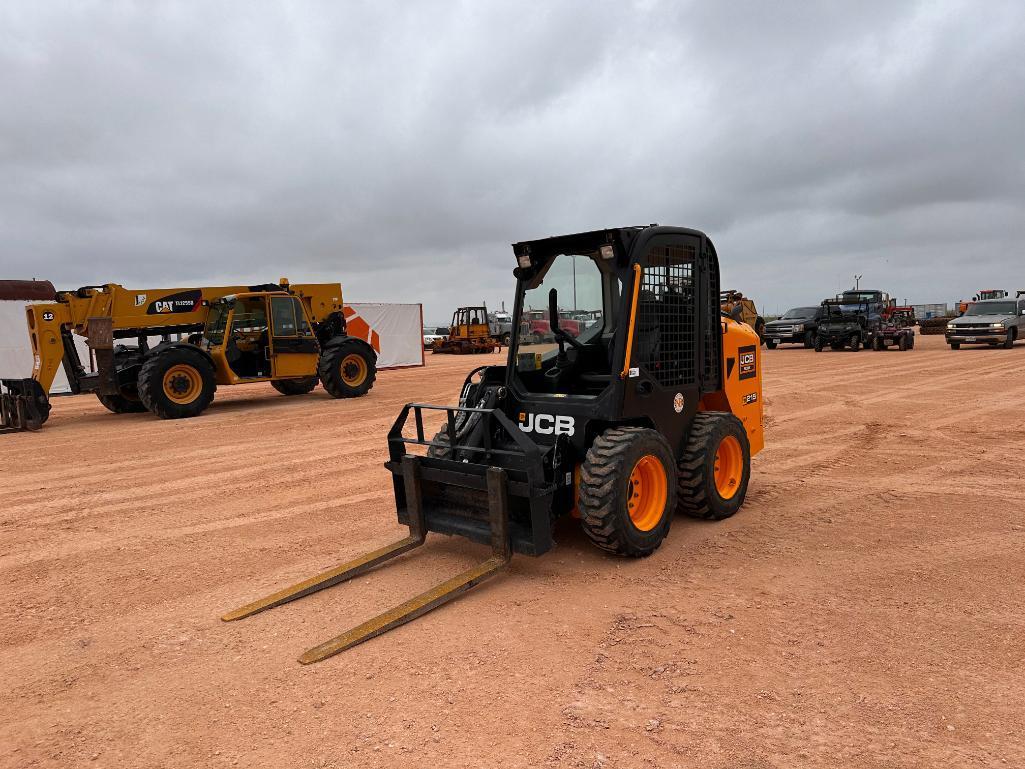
xmin=0 ymin=279 xmax=376 ymax=432
xmin=224 ymin=225 xmax=765 ymax=664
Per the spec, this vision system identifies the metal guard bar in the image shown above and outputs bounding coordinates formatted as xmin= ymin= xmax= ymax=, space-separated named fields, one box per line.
xmin=387 ymin=402 xmax=545 ymax=466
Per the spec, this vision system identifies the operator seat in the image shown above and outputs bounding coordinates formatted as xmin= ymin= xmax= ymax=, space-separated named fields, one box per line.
xmin=577 ymin=290 xmax=661 ymax=390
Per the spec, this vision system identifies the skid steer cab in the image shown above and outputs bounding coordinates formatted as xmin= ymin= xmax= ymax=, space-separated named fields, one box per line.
xmin=225 ymin=226 xmax=764 ymax=663
xmin=0 ymin=279 xmax=376 ymax=431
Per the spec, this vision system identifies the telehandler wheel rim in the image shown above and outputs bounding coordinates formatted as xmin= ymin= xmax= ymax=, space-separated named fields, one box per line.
xmin=340 ymin=354 xmax=368 ymax=387
xmin=714 ymin=435 xmax=744 ymax=500
xmin=626 ymin=454 xmax=668 ymax=532
xmin=162 ymin=364 xmax=202 ymax=404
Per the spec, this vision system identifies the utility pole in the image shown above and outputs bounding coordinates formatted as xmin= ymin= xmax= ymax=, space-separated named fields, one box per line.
xmin=854 ymin=274 xmax=863 ymax=290
xmin=572 ymin=255 xmax=577 ymax=311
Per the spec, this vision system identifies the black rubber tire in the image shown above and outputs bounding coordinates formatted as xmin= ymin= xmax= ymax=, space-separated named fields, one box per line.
xmin=765 ymin=339 xmax=777 ymax=350
xmin=814 ymin=336 xmax=824 ymax=352
xmin=1003 ymin=329 xmax=1016 ymax=349
xmin=873 ymin=335 xmax=884 ymax=351
xmin=756 ymin=319 xmax=765 ymax=346
xmin=908 ymin=334 xmax=916 ymax=349
xmin=137 ymin=347 xmax=216 ymax=419
xmin=426 ymin=429 xmax=452 ymax=459
xmin=96 ymin=392 xmax=147 ymax=414
xmin=849 ymin=333 xmax=861 ymax=351
xmin=578 ymin=427 xmax=677 ymax=557
xmin=319 ymin=338 xmax=377 ymax=398
xmin=501 ymin=332 xmax=511 ymax=347
xmin=271 ymin=376 xmax=319 ymax=396
xmin=804 ymin=330 xmax=816 ymax=348
xmin=950 ymin=342 xmax=960 ymax=350
xmin=677 ymin=412 xmax=751 ymax=521
xmin=897 ymin=334 xmax=908 ymax=351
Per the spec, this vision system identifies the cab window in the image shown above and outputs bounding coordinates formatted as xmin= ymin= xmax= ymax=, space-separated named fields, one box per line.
xmin=271 ymin=296 xmax=298 ymax=336
xmin=293 ymin=299 xmax=313 ymax=336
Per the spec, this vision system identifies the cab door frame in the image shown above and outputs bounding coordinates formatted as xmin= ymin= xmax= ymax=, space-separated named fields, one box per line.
xmin=206 ymin=296 xmax=274 ymax=384
xmin=268 ymin=294 xmax=320 ymax=378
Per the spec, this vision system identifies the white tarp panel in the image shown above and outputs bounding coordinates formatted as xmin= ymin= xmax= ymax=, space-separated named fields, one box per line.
xmin=0 ymin=301 xmax=91 ymax=394
xmin=343 ymin=303 xmax=424 ymax=369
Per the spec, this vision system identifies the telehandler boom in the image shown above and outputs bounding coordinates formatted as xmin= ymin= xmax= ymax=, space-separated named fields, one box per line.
xmin=225 ymin=225 xmax=765 ymax=663
xmin=0 ymin=279 xmax=376 ymax=431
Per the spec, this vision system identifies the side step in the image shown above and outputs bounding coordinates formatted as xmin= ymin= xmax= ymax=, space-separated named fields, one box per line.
xmin=221 ymin=457 xmax=512 ymax=664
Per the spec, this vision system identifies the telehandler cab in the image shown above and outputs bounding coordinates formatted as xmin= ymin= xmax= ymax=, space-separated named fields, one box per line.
xmin=224 ymin=226 xmax=764 ymax=663
xmin=0 ymin=280 xmax=376 ymax=431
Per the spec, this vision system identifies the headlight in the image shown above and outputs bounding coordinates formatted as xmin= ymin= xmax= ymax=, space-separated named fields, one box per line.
xmin=793 ymin=323 xmax=804 ymax=331
xmin=947 ymin=323 xmax=956 ymax=329
xmin=991 ymin=323 xmax=1005 ymax=328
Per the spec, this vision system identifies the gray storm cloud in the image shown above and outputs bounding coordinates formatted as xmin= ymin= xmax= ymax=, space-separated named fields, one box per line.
xmin=1 ymin=0 xmax=1023 ymax=322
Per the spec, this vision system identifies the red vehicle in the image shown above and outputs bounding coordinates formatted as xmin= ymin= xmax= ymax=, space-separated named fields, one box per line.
xmin=520 ymin=309 xmax=581 ymax=344
xmin=872 ymin=306 xmax=916 ymax=351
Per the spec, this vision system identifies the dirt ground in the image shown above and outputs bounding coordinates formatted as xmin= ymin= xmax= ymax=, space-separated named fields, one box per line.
xmin=2 ymin=332 xmax=1023 ymax=769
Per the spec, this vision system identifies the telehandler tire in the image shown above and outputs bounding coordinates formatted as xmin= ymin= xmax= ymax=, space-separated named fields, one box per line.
xmin=578 ymin=427 xmax=677 ymax=557
xmin=96 ymin=392 xmax=147 ymax=414
xmin=271 ymin=376 xmax=319 ymax=396
xmin=319 ymin=339 xmax=376 ymax=398
xmin=677 ymin=412 xmax=751 ymax=521
xmin=138 ymin=347 xmax=216 ymax=419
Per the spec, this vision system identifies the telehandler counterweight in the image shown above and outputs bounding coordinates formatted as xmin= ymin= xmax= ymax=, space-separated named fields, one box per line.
xmin=224 ymin=225 xmax=765 ymax=663
xmin=0 ymin=279 xmax=376 ymax=431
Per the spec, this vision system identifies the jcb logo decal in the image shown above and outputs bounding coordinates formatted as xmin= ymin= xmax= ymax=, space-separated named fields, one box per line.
xmin=518 ymin=412 xmax=575 ymax=436
xmin=739 ymin=345 xmax=757 ymax=381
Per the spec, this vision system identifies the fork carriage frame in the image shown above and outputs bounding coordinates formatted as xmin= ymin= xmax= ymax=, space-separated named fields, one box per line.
xmin=386 ymin=402 xmax=559 ymax=557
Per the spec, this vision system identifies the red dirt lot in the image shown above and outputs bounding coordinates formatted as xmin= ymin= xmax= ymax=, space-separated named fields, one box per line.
xmin=2 ymin=333 xmax=1023 ymax=769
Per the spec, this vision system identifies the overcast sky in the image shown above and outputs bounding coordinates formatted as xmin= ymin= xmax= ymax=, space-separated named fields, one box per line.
xmin=2 ymin=1 xmax=1023 ymax=322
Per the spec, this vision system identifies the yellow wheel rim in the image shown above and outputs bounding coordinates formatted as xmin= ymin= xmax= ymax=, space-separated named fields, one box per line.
xmin=162 ymin=364 xmax=201 ymax=404
xmin=340 ymin=353 xmax=368 ymax=387
xmin=714 ymin=435 xmax=744 ymax=500
xmin=627 ymin=454 xmax=668 ymax=532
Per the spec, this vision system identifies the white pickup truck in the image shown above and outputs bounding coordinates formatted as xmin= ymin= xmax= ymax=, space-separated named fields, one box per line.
xmin=946 ymin=296 xmax=1025 ymax=349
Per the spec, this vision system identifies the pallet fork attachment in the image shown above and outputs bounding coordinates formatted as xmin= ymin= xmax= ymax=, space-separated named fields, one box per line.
xmin=0 ymin=379 xmax=49 ymax=434
xmin=222 ymin=456 xmax=512 ymax=664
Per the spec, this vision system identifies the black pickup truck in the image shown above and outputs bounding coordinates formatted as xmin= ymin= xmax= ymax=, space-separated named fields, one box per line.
xmin=763 ymin=305 xmax=826 ymax=348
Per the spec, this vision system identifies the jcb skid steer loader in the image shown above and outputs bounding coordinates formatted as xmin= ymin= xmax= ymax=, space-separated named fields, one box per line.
xmin=0 ymin=279 xmax=376 ymax=431
xmin=224 ymin=225 xmax=764 ymax=663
